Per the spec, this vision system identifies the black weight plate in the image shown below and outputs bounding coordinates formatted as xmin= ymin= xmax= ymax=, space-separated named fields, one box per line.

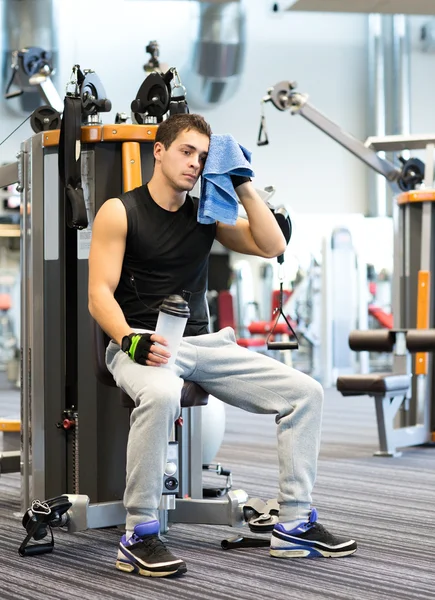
xmin=30 ymin=105 xmax=61 ymax=133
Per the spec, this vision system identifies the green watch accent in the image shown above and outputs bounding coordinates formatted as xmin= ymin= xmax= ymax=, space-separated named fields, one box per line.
xmin=128 ymin=334 xmax=141 ymax=360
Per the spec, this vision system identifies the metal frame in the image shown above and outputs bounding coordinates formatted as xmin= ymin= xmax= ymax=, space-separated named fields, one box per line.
xmin=373 ymin=392 xmax=427 ymax=457
xmin=293 ymin=95 xmax=435 ymax=454
xmin=276 ymin=85 xmax=435 ymax=455
xmin=20 ymin=134 xmax=47 ymax=510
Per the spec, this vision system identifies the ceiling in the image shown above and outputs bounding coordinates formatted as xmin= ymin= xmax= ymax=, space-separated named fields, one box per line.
xmin=283 ymin=0 xmax=435 ymax=15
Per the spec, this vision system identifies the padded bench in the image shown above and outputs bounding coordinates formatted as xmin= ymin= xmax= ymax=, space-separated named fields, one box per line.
xmin=336 ymin=373 xmax=410 ymax=397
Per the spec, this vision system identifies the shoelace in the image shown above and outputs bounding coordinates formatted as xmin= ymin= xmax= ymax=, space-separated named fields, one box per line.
xmin=305 ymin=522 xmax=337 ymax=543
xmin=131 ymin=534 xmax=173 ymax=559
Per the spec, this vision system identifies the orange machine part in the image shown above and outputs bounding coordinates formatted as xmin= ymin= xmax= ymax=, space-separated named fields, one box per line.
xmin=122 ymin=142 xmax=142 ymax=192
xmin=42 ymin=124 xmax=158 ymax=148
xmin=0 ymin=419 xmax=20 ymax=432
xmin=415 ymin=270 xmax=430 ymax=376
xmin=397 ymin=190 xmax=435 ymax=205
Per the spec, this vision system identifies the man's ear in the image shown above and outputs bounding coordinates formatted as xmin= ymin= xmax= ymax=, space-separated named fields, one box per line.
xmin=153 ymin=141 xmax=164 ymax=162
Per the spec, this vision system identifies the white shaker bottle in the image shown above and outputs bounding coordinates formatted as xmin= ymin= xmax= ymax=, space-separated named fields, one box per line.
xmin=154 ymin=295 xmax=190 ymax=367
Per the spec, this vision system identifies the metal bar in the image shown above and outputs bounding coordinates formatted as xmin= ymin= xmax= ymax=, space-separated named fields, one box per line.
xmin=169 ymin=498 xmax=232 ymax=525
xmin=424 ymin=143 xmax=435 ymax=188
xmin=298 ymin=102 xmax=401 ymax=184
xmin=374 ymin=396 xmax=402 ymax=457
xmin=390 ymin=424 xmax=429 ymax=450
xmin=392 ymin=200 xmax=401 ymax=328
xmin=0 ymin=162 xmax=19 ymax=188
xmin=30 ymin=134 xmax=47 ymax=502
xmin=20 ymin=145 xmax=30 ymax=512
xmin=366 ymin=133 xmax=435 ymax=152
xmin=367 ymin=13 xmax=388 ymax=217
xmin=38 ymin=78 xmax=64 ymax=114
xmin=190 ymin=407 xmax=203 ymax=499
xmin=86 ymin=501 xmax=127 ymax=529
xmin=177 ymin=408 xmax=190 ymax=498
xmin=169 ymin=493 xmax=247 ymax=527
xmin=416 ymin=143 xmax=435 ymax=425
xmin=392 ymin=15 xmax=411 ymax=148
xmin=0 ymin=451 xmax=21 ymax=474
xmin=321 ymin=236 xmax=333 ymax=388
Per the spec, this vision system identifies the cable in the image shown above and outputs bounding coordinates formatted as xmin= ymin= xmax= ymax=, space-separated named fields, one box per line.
xmin=0 ymin=115 xmax=31 ymax=148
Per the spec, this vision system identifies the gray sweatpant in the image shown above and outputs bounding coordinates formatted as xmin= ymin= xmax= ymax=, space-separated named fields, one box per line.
xmin=106 ymin=327 xmax=324 ymax=531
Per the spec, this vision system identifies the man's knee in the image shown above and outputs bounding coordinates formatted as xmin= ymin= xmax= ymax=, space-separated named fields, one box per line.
xmin=308 ymin=378 xmax=324 ymax=408
xmin=136 ymin=378 xmax=182 ymax=416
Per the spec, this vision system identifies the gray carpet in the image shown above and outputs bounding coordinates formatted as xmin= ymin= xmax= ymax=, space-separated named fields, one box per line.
xmin=0 ymin=385 xmax=434 ymax=600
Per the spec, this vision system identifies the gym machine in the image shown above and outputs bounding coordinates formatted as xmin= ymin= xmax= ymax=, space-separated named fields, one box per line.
xmin=0 ymin=63 xmax=286 ymax=555
xmin=4 ymin=46 xmax=63 ymax=114
xmin=260 ymin=80 xmax=435 ymax=456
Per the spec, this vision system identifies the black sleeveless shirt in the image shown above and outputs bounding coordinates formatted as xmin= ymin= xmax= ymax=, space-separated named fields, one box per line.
xmin=114 ymin=184 xmax=217 ymax=336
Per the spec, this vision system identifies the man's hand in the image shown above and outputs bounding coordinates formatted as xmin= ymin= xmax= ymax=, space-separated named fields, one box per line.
xmin=128 ymin=333 xmax=171 ymax=366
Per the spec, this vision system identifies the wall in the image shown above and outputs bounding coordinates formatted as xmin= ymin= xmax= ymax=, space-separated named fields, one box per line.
xmin=0 ymin=1 xmax=433 ymax=356
xmin=409 ymin=16 xmax=435 ymax=134
xmin=1 ymin=2 xmax=434 ymax=215
xmin=0 ymin=0 xmax=369 ymax=215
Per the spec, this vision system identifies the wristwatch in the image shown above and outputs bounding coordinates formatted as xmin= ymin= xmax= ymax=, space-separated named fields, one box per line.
xmin=121 ymin=333 xmax=135 ymax=354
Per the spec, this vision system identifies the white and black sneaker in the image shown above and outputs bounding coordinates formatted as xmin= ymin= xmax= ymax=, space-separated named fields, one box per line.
xmin=116 ymin=520 xmax=187 ymax=577
xmin=270 ymin=508 xmax=357 ymax=559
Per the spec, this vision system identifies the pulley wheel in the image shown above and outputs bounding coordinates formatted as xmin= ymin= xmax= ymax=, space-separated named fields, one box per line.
xmin=398 ymin=157 xmax=425 ymax=192
xmin=269 ymin=81 xmax=293 ymax=111
xmin=30 ymin=105 xmax=61 ymax=133
xmin=21 ymin=47 xmax=51 ymax=76
xmin=131 ymin=72 xmax=170 ymax=119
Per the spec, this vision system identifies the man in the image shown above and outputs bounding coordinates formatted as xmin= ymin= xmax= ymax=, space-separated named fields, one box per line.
xmin=88 ymin=113 xmax=357 ymax=578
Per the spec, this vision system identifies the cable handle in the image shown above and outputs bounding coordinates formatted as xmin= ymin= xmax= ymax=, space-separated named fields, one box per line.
xmin=268 ymin=341 xmax=299 ymax=350
xmin=257 ymin=99 xmax=269 ymax=146
xmin=266 ymin=266 xmax=299 ymax=351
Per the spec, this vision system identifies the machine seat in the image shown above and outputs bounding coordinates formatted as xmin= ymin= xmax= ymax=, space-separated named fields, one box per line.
xmin=92 ymin=319 xmax=209 ymax=410
xmin=336 ymin=373 xmax=410 ymax=396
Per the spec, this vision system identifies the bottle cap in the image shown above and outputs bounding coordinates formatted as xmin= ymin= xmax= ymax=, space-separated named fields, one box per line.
xmin=159 ymin=295 xmax=190 ymax=318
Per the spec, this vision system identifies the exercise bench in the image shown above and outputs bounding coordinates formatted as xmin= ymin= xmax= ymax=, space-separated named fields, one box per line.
xmin=337 ymin=329 xmax=435 ymax=457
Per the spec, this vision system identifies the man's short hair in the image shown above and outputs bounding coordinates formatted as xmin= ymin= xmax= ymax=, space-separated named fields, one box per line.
xmin=155 ymin=113 xmax=212 ymax=149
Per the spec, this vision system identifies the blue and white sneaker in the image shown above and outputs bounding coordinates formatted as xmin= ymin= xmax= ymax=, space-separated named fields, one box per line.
xmin=270 ymin=509 xmax=357 ymax=558
xmin=116 ymin=520 xmax=187 ymax=577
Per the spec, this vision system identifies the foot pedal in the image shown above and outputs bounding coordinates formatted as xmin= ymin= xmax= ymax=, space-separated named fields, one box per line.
xmin=243 ymin=498 xmax=279 ymax=533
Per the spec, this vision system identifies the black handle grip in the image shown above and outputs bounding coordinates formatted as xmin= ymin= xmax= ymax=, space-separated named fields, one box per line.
xmin=19 ymin=542 xmax=54 ymax=557
xmin=267 ymin=341 xmax=299 ymax=350
xmin=94 ymin=98 xmax=112 ymax=113
xmin=221 ymin=536 xmax=270 ymax=550
xmin=5 ymin=90 xmax=23 ymax=99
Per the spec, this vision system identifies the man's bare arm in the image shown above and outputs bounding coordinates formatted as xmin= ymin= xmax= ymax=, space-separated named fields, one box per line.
xmin=216 ymin=181 xmax=286 ymax=257
xmin=88 ymin=198 xmax=133 ymax=345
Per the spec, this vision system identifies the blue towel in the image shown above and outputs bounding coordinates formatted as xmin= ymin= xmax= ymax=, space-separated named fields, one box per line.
xmin=198 ymin=134 xmax=255 ymax=226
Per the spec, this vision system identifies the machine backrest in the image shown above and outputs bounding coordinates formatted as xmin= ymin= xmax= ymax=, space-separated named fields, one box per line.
xmin=91 ymin=317 xmax=117 ymax=388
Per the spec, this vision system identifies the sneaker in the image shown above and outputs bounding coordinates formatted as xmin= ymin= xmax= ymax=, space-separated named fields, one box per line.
xmin=116 ymin=521 xmax=187 ymax=577
xmin=270 ymin=508 xmax=357 ymax=558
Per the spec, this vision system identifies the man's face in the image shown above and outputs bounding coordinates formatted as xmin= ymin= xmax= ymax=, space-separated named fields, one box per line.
xmin=154 ymin=129 xmax=210 ymax=192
